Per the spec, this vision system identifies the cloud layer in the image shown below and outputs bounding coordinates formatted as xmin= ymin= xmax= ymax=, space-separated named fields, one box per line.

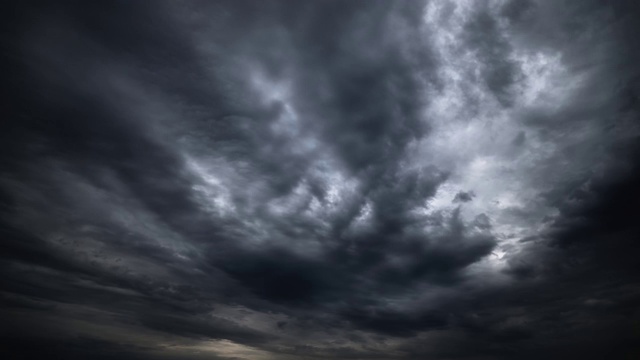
xmin=2 ymin=0 xmax=640 ymax=359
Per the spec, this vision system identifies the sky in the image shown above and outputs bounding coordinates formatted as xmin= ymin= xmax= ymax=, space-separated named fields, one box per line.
xmin=2 ymin=0 xmax=640 ymax=359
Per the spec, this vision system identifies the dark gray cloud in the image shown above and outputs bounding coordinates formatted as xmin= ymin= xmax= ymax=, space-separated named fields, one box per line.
xmin=453 ymin=190 xmax=476 ymax=203
xmin=2 ymin=0 xmax=640 ymax=359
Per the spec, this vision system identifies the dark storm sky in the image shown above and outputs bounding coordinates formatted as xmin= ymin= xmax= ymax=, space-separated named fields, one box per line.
xmin=2 ymin=1 xmax=640 ymax=359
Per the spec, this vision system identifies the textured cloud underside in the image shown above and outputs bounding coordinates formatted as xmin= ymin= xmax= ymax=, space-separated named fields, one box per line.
xmin=2 ymin=1 xmax=640 ymax=359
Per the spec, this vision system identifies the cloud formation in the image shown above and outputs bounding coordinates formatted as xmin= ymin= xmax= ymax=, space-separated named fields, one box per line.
xmin=2 ymin=0 xmax=640 ymax=359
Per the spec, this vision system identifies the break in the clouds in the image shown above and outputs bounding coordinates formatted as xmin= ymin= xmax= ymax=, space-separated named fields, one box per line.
xmin=2 ymin=0 xmax=640 ymax=359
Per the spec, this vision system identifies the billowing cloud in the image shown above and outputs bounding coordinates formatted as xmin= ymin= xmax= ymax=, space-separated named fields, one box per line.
xmin=2 ymin=0 xmax=640 ymax=359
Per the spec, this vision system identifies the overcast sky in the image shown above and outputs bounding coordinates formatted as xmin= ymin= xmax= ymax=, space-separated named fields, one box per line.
xmin=2 ymin=1 xmax=640 ymax=359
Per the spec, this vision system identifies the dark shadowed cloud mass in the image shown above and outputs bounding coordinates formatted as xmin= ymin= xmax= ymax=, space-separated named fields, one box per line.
xmin=2 ymin=1 xmax=640 ymax=359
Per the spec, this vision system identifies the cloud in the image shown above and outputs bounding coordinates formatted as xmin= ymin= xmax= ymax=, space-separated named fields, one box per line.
xmin=2 ymin=0 xmax=640 ymax=359
xmin=453 ymin=190 xmax=476 ymax=203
